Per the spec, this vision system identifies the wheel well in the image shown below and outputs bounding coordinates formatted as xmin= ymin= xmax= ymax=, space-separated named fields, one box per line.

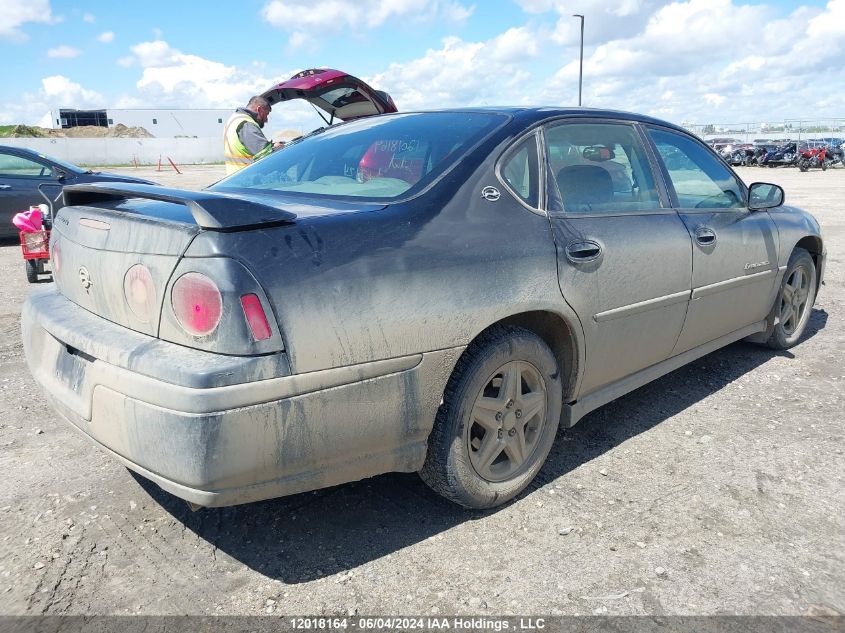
xmin=795 ymin=236 xmax=823 ymax=291
xmin=489 ymin=311 xmax=580 ymax=402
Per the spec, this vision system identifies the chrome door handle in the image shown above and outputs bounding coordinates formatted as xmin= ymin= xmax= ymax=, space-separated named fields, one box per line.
xmin=695 ymin=227 xmax=717 ymax=246
xmin=565 ymin=240 xmax=602 ymax=263
xmin=0 ymin=185 xmax=10 ymax=190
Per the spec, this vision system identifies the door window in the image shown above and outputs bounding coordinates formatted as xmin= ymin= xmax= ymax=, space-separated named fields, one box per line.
xmin=648 ymin=128 xmax=745 ymax=209
xmin=500 ymin=134 xmax=539 ymax=208
xmin=545 ymin=122 xmax=662 ymax=214
xmin=0 ymin=153 xmax=51 ymax=177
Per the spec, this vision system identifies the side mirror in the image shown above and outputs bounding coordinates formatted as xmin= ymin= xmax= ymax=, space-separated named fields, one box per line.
xmin=748 ymin=182 xmax=784 ymax=210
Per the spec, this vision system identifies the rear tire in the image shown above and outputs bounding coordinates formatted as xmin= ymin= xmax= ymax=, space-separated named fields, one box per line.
xmin=25 ymin=260 xmax=38 ymax=284
xmin=767 ymin=248 xmax=816 ymax=350
xmin=420 ymin=326 xmax=562 ymax=509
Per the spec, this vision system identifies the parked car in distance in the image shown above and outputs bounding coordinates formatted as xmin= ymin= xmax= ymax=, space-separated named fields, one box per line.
xmin=22 ymin=108 xmax=826 ymax=510
xmin=0 ymin=145 xmax=156 ymax=238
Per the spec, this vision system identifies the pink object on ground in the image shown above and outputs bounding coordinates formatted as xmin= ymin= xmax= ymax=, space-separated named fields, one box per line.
xmin=12 ymin=208 xmax=43 ymax=233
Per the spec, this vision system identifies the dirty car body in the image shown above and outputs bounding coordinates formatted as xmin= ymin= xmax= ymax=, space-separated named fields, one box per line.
xmin=22 ymin=108 xmax=825 ymax=509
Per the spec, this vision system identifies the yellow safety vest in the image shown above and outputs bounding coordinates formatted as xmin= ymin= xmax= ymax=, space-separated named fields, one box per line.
xmin=223 ymin=112 xmax=272 ymax=175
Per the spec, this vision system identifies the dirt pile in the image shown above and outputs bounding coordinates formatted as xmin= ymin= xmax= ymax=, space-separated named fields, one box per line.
xmin=64 ymin=124 xmax=154 ymax=138
xmin=1 ymin=123 xmax=154 ymax=138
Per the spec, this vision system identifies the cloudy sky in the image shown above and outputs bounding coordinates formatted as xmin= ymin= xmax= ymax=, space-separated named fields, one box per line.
xmin=1 ymin=0 xmax=842 ymax=134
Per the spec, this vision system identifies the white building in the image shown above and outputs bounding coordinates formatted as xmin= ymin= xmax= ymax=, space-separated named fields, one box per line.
xmin=50 ymin=108 xmax=233 ymax=138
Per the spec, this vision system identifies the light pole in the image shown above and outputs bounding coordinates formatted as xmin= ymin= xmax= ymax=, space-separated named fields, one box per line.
xmin=573 ymin=14 xmax=584 ymax=106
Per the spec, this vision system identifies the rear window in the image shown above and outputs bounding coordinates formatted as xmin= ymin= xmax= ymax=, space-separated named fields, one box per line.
xmin=212 ymin=112 xmax=507 ymax=200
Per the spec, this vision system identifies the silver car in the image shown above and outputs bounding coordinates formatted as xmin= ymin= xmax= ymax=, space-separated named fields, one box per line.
xmin=22 ymin=108 xmax=825 ymax=509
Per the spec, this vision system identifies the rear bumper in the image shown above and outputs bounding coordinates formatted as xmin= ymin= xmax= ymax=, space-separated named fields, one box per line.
xmin=23 ymin=287 xmax=462 ymax=507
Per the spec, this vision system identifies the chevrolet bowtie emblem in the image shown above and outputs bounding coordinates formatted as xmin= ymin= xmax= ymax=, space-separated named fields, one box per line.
xmin=78 ymin=266 xmax=92 ymax=290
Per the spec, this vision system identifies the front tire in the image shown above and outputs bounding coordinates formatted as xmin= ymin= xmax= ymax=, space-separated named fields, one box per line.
xmin=420 ymin=326 xmax=562 ymax=509
xmin=767 ymin=249 xmax=817 ymax=350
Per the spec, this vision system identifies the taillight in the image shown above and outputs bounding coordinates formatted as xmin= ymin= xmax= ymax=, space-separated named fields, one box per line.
xmin=123 ymin=264 xmax=157 ymax=323
xmin=51 ymin=240 xmax=61 ymax=275
xmin=240 ymin=293 xmax=272 ymax=341
xmin=171 ymin=272 xmax=222 ymax=336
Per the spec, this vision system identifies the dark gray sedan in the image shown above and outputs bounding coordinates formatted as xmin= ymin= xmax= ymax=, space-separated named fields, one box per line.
xmin=21 ymin=108 xmax=825 ymax=509
xmin=0 ymin=145 xmax=155 ymax=238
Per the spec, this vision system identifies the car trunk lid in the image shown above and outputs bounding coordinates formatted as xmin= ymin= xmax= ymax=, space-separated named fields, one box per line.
xmin=261 ymin=68 xmax=397 ymax=123
xmin=51 ymin=183 xmax=297 ymax=338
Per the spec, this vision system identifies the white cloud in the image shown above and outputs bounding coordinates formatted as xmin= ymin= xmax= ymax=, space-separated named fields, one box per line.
xmin=368 ymin=35 xmax=535 ymax=111
xmin=0 ymin=74 xmax=106 ymax=124
xmin=807 ymin=0 xmax=845 ymax=37
xmin=1 ymin=0 xmax=57 ymax=41
xmin=441 ymin=1 xmax=475 ymax=21
xmin=528 ymin=0 xmax=845 ymax=123
xmin=119 ymin=39 xmax=276 ymax=110
xmin=97 ymin=31 xmax=114 ymax=43
xmin=703 ymin=93 xmax=725 ymax=107
xmin=490 ymin=27 xmax=539 ymax=63
xmin=731 ymin=56 xmax=766 ymax=73
xmin=262 ymin=0 xmax=474 ymax=46
xmin=129 ymin=40 xmax=180 ymax=67
xmin=83 ymin=13 xmax=95 ymax=23
xmin=287 ymin=31 xmax=311 ymax=50
xmin=47 ymin=45 xmax=80 ymax=58
xmin=369 ymin=0 xmax=845 ymax=124
xmin=516 ymin=0 xmax=675 ymax=46
xmin=41 ymin=75 xmax=103 ymax=106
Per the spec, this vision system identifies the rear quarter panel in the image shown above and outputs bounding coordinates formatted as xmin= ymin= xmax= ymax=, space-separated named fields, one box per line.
xmin=189 ymin=138 xmax=574 ymax=375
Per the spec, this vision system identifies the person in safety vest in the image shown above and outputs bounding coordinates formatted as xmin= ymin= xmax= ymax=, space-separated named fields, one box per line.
xmin=223 ymin=96 xmax=284 ymax=174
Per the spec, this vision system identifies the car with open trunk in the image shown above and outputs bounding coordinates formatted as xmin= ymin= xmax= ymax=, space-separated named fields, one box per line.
xmin=22 ymin=107 xmax=825 ymax=509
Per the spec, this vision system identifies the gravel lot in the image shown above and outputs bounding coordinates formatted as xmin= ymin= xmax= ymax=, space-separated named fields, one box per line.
xmin=0 ymin=165 xmax=842 ymax=617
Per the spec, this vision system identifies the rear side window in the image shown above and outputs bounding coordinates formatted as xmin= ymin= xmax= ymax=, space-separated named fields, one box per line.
xmin=500 ymin=134 xmax=539 ymax=208
xmin=545 ymin=122 xmax=662 ymax=214
xmin=213 ymin=112 xmax=508 ymax=200
xmin=648 ymin=128 xmax=745 ymax=209
xmin=0 ymin=153 xmax=50 ymax=177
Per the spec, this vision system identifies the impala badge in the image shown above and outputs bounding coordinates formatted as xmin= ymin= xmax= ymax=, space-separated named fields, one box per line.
xmin=481 ymin=186 xmax=501 ymax=201
xmin=744 ymin=261 xmax=769 ymax=270
xmin=78 ymin=266 xmax=92 ymax=290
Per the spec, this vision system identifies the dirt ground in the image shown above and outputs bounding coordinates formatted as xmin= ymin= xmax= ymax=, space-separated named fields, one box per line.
xmin=0 ymin=165 xmax=842 ymax=617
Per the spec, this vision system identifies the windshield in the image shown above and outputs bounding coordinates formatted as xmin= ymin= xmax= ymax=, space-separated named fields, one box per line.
xmin=35 ymin=152 xmax=85 ymax=174
xmin=211 ymin=112 xmax=508 ymax=200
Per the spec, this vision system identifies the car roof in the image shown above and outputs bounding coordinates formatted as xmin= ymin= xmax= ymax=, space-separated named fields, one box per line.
xmin=393 ymin=106 xmax=694 ymax=136
xmin=0 ymin=145 xmax=42 ymax=156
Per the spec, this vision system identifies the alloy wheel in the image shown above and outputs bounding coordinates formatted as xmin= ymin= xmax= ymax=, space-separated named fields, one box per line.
xmin=779 ymin=264 xmax=812 ymax=335
xmin=466 ymin=360 xmax=547 ymax=482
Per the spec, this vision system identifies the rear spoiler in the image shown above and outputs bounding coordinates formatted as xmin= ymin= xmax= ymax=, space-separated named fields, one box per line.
xmin=63 ymin=182 xmax=296 ymax=230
